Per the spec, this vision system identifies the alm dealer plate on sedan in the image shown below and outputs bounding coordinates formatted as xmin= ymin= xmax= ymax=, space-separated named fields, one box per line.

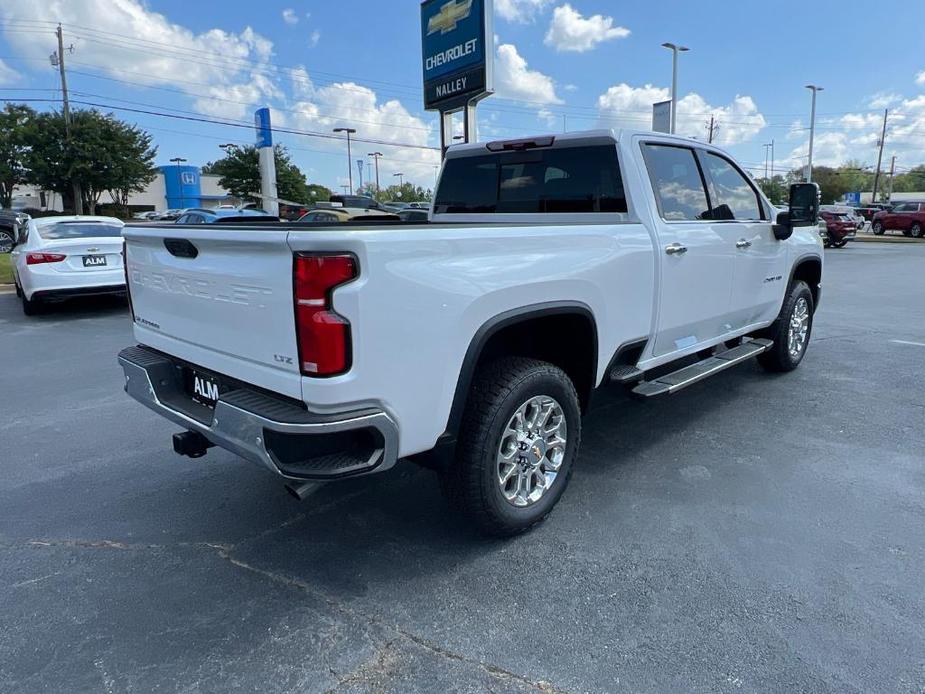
xmin=82 ymin=254 xmax=107 ymax=267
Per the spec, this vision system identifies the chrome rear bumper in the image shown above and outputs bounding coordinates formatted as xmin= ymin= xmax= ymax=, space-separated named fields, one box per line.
xmin=117 ymin=345 xmax=399 ymax=481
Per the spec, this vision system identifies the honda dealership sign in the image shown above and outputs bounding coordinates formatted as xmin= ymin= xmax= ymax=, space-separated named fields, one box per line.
xmin=421 ymin=0 xmax=493 ymax=111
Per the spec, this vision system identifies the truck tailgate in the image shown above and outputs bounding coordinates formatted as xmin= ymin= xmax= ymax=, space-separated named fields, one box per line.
xmin=123 ymin=226 xmax=302 ymax=399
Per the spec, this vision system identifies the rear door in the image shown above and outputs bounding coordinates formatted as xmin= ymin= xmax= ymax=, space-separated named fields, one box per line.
xmin=641 ymin=142 xmax=737 ymax=358
xmin=124 ymin=226 xmax=303 ymax=399
xmin=697 ymin=149 xmax=786 ymax=329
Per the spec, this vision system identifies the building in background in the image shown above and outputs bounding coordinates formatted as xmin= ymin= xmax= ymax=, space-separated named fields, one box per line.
xmin=9 ymin=165 xmax=237 ymax=213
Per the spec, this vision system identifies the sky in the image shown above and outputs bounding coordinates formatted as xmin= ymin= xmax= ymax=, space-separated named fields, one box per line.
xmin=1 ymin=0 xmax=924 ymax=193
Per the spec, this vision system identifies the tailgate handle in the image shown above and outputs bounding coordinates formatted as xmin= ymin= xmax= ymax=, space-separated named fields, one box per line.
xmin=164 ymin=238 xmax=198 ymax=259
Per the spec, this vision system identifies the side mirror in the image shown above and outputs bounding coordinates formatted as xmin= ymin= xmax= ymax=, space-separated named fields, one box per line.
xmin=773 ymin=183 xmax=820 ymax=240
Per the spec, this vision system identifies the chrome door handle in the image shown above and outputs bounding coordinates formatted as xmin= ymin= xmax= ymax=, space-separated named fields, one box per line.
xmin=736 ymin=239 xmax=752 ymax=249
xmin=665 ymin=243 xmax=687 ymax=255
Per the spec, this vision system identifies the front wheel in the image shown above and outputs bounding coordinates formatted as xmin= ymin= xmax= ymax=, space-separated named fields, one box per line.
xmin=441 ymin=357 xmax=581 ymax=537
xmin=757 ymin=281 xmax=814 ymax=373
xmin=872 ymin=221 xmax=885 ymax=235
xmin=831 ymin=238 xmax=848 ymax=248
xmin=911 ymin=223 xmax=923 ymax=239
xmin=0 ymin=230 xmax=13 ymax=254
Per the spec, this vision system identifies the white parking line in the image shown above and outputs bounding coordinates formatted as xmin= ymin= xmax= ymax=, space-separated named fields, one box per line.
xmin=890 ymin=339 xmax=925 ymax=347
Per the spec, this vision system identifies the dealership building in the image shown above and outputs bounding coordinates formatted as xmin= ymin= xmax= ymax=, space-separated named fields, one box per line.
xmin=10 ymin=164 xmax=238 ymax=213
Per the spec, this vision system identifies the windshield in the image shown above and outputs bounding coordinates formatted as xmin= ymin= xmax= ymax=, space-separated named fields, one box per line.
xmin=37 ymin=222 xmax=123 ymax=240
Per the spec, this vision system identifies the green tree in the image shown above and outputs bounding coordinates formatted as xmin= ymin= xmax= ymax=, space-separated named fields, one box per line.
xmin=24 ymin=109 xmax=157 ymax=214
xmin=306 ymin=183 xmax=333 ymax=202
xmin=755 ymin=175 xmax=789 ymax=205
xmin=0 ymin=103 xmax=36 ymax=209
xmin=381 ymin=181 xmax=432 ymax=203
xmin=202 ymin=145 xmax=311 ymax=205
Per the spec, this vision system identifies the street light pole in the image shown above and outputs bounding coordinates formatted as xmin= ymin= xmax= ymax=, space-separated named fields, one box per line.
xmin=333 ymin=127 xmax=357 ymax=194
xmin=169 ymin=156 xmax=187 ymax=209
xmin=368 ymin=152 xmax=383 ymax=194
xmin=394 ymin=172 xmax=404 ymax=188
xmin=662 ymin=42 xmax=689 ymax=135
xmin=805 ymin=85 xmax=823 ymax=183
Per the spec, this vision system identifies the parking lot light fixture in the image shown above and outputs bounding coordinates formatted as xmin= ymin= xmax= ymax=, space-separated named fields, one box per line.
xmin=393 ymin=172 xmax=404 ymax=189
xmin=169 ymin=157 xmax=187 ymax=209
xmin=333 ymin=127 xmax=357 ymax=194
xmin=805 ymin=85 xmax=823 ymax=183
xmin=662 ymin=42 xmax=689 ymax=135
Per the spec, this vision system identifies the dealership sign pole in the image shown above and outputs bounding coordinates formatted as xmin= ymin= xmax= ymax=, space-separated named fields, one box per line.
xmin=254 ymin=107 xmax=279 ymax=216
xmin=421 ymin=0 xmax=494 ymax=157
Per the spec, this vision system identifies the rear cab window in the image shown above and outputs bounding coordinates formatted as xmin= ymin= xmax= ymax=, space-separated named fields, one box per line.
xmin=434 ymin=143 xmax=628 ymax=215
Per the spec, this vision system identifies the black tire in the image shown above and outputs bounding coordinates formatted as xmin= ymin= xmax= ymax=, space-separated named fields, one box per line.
xmin=441 ymin=357 xmax=581 ymax=537
xmin=872 ymin=221 xmax=885 ymax=235
xmin=757 ymin=281 xmax=814 ymax=373
xmin=14 ymin=280 xmax=22 ymax=298
xmin=831 ymin=238 xmax=848 ymax=248
xmin=0 ymin=229 xmax=13 ymax=254
xmin=21 ymin=294 xmax=42 ymax=316
xmin=911 ymin=223 xmax=923 ymax=239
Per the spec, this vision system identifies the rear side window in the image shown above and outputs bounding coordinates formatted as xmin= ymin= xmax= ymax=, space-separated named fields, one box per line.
xmin=700 ymin=152 xmax=764 ymax=220
xmin=36 ymin=222 xmax=123 ymax=239
xmin=434 ymin=145 xmax=627 ymax=214
xmin=641 ymin=144 xmax=710 ymax=221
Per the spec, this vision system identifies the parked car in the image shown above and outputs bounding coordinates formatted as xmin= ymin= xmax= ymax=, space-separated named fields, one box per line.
xmin=173 ymin=208 xmax=278 ymax=224
xmin=10 ymin=215 xmax=126 ymax=315
xmin=132 ymin=211 xmax=159 ymax=221
xmin=872 ymin=202 xmax=925 ymax=237
xmin=398 ymin=209 xmax=429 ymax=222
xmin=154 ymin=209 xmax=184 ymax=221
xmin=819 ymin=210 xmax=856 ymax=248
xmin=297 ymin=207 xmax=400 ymax=223
xmin=118 ymin=129 xmax=823 ymax=536
xmin=0 ymin=209 xmax=29 ymax=253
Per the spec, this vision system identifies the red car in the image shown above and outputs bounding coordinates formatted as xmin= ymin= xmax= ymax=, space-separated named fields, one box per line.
xmin=819 ymin=210 xmax=856 ymax=248
xmin=872 ymin=202 xmax=925 ymax=238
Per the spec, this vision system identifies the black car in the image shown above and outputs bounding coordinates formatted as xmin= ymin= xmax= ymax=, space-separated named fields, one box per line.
xmin=0 ymin=210 xmax=29 ymax=253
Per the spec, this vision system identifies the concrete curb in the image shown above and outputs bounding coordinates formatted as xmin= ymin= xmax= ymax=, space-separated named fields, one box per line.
xmin=852 ymin=234 xmax=923 ymax=244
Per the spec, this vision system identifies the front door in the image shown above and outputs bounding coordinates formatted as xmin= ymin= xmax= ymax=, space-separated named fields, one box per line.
xmin=696 ymin=149 xmax=787 ymax=329
xmin=641 ymin=143 xmax=737 ymax=358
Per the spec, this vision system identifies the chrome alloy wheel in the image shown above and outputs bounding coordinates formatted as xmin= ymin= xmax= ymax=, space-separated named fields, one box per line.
xmin=788 ymin=296 xmax=810 ymax=360
xmin=496 ymin=395 xmax=567 ymax=507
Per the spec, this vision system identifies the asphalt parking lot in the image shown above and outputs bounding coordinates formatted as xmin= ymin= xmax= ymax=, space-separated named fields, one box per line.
xmin=1 ymin=243 xmax=924 ymax=694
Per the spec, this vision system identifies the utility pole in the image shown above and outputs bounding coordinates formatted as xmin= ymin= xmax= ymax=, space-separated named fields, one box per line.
xmin=54 ymin=24 xmax=82 ymax=214
xmin=805 ymin=85 xmax=824 ymax=183
xmin=886 ymin=155 xmax=896 ymax=202
xmin=770 ymin=139 xmax=775 ymax=178
xmin=367 ymin=152 xmax=382 ymax=194
xmin=871 ymin=109 xmax=888 ymax=204
xmin=562 ymin=114 xmax=567 ymax=133
xmin=706 ymin=115 xmax=718 ymax=144
xmin=333 ymin=127 xmax=356 ymax=194
xmin=763 ymin=142 xmax=772 ymax=179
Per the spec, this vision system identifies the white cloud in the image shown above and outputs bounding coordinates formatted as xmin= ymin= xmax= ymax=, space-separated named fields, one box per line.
xmin=0 ymin=0 xmax=278 ymax=120
xmin=290 ymin=82 xmax=439 ymax=187
xmin=0 ymin=58 xmax=18 ymax=85
xmin=496 ymin=0 xmax=552 ymax=23
xmin=537 ymin=108 xmax=557 ymax=127
xmin=868 ymin=92 xmax=901 ymax=109
xmin=596 ymin=83 xmax=766 ymax=145
xmin=916 ymin=70 xmax=925 ymax=86
xmin=494 ymin=43 xmax=562 ymax=105
xmin=544 ymin=4 xmax=629 ymax=53
xmin=309 ymin=30 xmax=321 ymax=47
xmin=281 ymin=8 xmax=298 ymax=25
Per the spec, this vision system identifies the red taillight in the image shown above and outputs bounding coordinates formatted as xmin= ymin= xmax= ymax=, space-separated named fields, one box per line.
xmin=294 ymin=254 xmax=357 ymax=376
xmin=26 ymin=252 xmax=66 ymax=265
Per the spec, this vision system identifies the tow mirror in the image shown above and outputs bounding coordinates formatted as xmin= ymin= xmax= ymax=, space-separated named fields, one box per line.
xmin=774 ymin=183 xmax=820 ymax=240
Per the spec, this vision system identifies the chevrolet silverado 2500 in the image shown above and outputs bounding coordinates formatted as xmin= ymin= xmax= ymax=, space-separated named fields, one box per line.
xmin=118 ymin=130 xmax=823 ymax=536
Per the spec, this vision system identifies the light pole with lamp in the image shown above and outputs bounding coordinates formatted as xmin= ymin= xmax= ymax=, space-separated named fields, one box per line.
xmin=368 ymin=152 xmax=383 ymax=194
xmin=661 ymin=42 xmax=689 ymax=135
xmin=805 ymin=85 xmax=823 ymax=183
xmin=333 ymin=127 xmax=357 ymax=194
xmin=169 ymin=156 xmax=187 ymax=209
xmin=393 ymin=172 xmax=404 ymax=189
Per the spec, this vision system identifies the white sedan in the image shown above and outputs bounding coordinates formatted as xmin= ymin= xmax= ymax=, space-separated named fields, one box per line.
xmin=10 ymin=215 xmax=126 ymax=315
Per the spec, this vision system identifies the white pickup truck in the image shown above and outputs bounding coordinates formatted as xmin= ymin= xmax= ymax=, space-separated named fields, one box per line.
xmin=119 ymin=130 xmax=822 ymax=536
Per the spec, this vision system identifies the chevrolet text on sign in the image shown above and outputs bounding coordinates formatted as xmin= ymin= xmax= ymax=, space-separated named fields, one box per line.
xmin=421 ymin=0 xmax=492 ymax=111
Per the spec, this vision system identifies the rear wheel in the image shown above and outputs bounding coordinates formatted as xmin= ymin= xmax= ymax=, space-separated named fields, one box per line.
xmin=911 ymin=223 xmax=923 ymax=239
xmin=441 ymin=357 xmax=581 ymax=537
xmin=0 ymin=230 xmax=13 ymax=254
xmin=872 ymin=221 xmax=885 ymax=235
xmin=757 ymin=281 xmax=814 ymax=373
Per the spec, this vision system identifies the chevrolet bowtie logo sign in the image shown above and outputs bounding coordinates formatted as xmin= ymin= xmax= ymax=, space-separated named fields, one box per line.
xmin=427 ymin=0 xmax=472 ymax=35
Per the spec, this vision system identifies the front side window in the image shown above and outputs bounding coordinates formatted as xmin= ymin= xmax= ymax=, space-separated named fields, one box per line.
xmin=641 ymin=144 xmax=710 ymax=221
xmin=700 ymin=152 xmax=764 ymax=221
xmin=434 ymin=144 xmax=627 ymax=214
